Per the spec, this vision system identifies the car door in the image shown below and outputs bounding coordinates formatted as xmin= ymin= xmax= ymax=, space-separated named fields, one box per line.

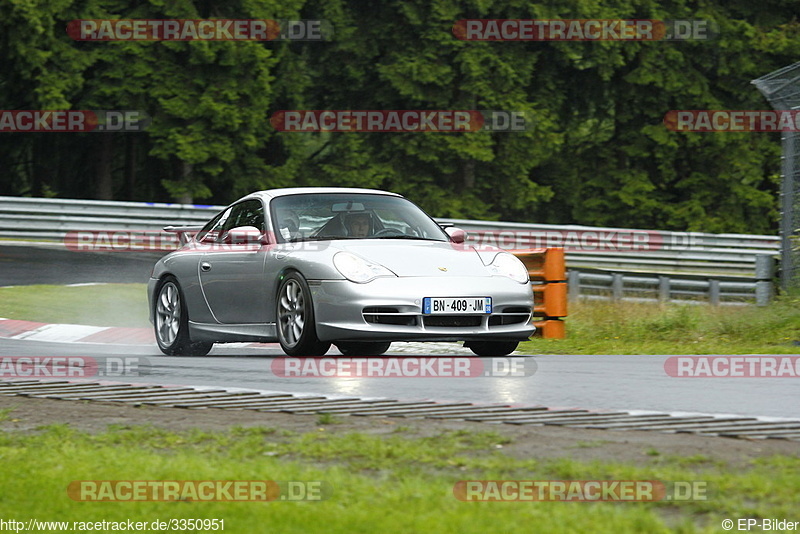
xmin=198 ymin=199 xmax=270 ymax=324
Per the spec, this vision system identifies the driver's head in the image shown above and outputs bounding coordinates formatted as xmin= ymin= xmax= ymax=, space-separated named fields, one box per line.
xmin=345 ymin=212 xmax=371 ymax=237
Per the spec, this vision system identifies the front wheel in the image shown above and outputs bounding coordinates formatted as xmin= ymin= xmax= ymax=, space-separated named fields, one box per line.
xmin=276 ymin=272 xmax=331 ymax=356
xmin=154 ymin=277 xmax=213 ymax=356
xmin=335 ymin=341 xmax=391 ymax=356
xmin=466 ymin=341 xmax=519 ymax=357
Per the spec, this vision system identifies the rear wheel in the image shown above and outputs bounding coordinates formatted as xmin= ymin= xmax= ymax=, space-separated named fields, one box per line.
xmin=276 ymin=272 xmax=331 ymax=356
xmin=466 ymin=341 xmax=519 ymax=357
xmin=154 ymin=277 xmax=213 ymax=356
xmin=335 ymin=341 xmax=391 ymax=356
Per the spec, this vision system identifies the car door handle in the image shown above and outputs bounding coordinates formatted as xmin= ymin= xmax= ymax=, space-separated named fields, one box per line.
xmin=200 ymin=262 xmax=212 ymax=272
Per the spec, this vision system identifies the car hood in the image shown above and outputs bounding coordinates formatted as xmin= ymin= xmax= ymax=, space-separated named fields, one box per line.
xmin=334 ymin=240 xmax=494 ymax=277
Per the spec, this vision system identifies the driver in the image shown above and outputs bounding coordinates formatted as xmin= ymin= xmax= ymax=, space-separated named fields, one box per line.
xmin=279 ymin=211 xmax=301 ymax=241
xmin=344 ymin=212 xmax=372 ymax=238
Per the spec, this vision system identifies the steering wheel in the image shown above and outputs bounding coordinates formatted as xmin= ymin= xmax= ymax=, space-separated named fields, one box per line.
xmin=373 ymin=228 xmax=405 ymax=237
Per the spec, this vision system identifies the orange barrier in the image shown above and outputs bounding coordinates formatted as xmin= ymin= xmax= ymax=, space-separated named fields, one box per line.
xmin=510 ymin=248 xmax=567 ymax=339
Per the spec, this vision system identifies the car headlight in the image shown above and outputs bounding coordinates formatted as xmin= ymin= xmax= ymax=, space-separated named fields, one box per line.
xmin=333 ymin=252 xmax=396 ymax=283
xmin=487 ymin=252 xmax=529 ymax=283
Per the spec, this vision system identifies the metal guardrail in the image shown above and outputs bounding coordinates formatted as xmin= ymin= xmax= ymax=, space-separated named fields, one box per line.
xmin=0 ymin=196 xmax=217 ymax=239
xmin=568 ymin=261 xmax=775 ymax=307
xmin=440 ymin=218 xmax=779 ymax=305
xmin=440 ymin=218 xmax=780 ymax=278
xmin=0 ymin=196 xmax=781 ymax=304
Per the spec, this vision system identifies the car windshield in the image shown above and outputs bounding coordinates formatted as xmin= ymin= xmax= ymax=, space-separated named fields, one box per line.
xmin=270 ymin=193 xmax=449 ymax=243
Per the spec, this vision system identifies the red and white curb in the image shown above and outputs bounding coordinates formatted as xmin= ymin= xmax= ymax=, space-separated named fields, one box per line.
xmin=0 ymin=318 xmax=273 ymax=348
xmin=0 ymin=318 xmax=155 ymax=345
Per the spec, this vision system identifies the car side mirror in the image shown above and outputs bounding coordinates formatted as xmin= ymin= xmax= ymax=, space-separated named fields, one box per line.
xmin=225 ymin=226 xmax=267 ymax=245
xmin=445 ymin=227 xmax=467 ymax=244
xmin=198 ymin=231 xmax=217 ymax=244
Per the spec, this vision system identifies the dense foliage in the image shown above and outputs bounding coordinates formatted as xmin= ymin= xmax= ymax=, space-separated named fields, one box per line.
xmin=1 ymin=0 xmax=797 ymax=232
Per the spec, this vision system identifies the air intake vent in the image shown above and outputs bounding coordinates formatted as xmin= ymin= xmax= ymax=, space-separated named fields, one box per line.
xmin=363 ymin=307 xmax=416 ymax=326
xmin=423 ymin=315 xmax=482 ymax=327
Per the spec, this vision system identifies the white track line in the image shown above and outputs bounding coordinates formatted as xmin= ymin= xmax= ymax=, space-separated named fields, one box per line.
xmin=11 ymin=324 xmax=109 ymax=342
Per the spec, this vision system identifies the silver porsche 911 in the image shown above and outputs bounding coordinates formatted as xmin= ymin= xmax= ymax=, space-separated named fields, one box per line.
xmin=148 ymin=187 xmax=535 ymax=357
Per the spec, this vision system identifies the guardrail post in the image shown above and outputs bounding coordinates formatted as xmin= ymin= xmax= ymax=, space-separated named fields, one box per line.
xmin=568 ymin=270 xmax=581 ymax=301
xmin=658 ymin=276 xmax=670 ymax=303
xmin=709 ymin=279 xmax=721 ymax=305
xmin=755 ymin=255 xmax=776 ymax=306
xmin=612 ymin=273 xmax=623 ymax=301
xmin=755 ymin=281 xmax=774 ymax=306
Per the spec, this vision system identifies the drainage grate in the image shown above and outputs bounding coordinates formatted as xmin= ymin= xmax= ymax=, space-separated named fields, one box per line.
xmin=2 ymin=379 xmax=798 ymax=441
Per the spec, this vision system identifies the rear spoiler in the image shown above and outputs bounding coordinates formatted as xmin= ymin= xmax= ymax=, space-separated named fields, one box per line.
xmin=163 ymin=225 xmax=203 ymax=245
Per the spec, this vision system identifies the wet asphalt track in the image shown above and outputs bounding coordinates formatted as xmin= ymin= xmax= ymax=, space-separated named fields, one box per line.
xmin=0 ymin=339 xmax=798 ymax=419
xmin=0 ymin=243 xmax=162 ymax=286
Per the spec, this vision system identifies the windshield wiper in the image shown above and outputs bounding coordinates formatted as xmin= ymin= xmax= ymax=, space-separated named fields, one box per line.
xmin=371 ymin=235 xmax=438 ymax=241
xmin=286 ymin=236 xmax=334 ymax=242
xmin=289 ymin=236 xmax=377 ymax=242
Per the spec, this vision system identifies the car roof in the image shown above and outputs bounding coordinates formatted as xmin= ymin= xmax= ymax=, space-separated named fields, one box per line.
xmin=240 ymin=187 xmax=403 ymax=203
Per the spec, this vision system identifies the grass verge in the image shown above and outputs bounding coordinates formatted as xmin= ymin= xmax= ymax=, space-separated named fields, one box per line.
xmin=0 ymin=423 xmax=797 ymax=533
xmin=0 ymin=283 xmax=149 ymax=327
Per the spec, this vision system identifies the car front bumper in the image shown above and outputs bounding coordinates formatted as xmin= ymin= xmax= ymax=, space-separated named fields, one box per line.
xmin=312 ymin=276 xmax=535 ymax=342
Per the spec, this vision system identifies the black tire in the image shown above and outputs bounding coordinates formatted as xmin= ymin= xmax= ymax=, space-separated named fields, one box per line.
xmin=276 ymin=271 xmax=331 ymax=356
xmin=466 ymin=341 xmax=519 ymax=357
xmin=335 ymin=341 xmax=392 ymax=356
xmin=153 ymin=277 xmax=213 ymax=356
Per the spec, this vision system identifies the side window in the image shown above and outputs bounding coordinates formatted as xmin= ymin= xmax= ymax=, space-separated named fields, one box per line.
xmin=221 ymin=200 xmax=265 ymax=237
xmin=195 ymin=207 xmax=232 ymax=243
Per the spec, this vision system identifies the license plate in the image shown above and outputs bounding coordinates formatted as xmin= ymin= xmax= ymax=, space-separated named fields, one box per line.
xmin=422 ymin=297 xmax=491 ymax=315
